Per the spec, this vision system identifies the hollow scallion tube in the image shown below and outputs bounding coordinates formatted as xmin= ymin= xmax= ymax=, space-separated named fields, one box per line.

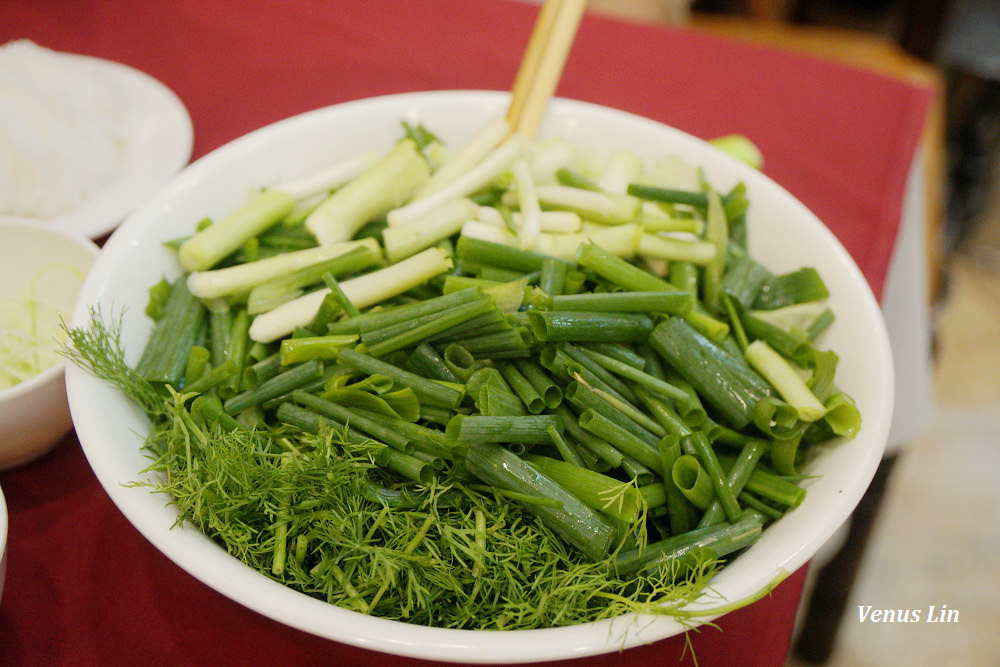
xmin=578 ymin=381 xmax=666 ymax=438
xmin=702 ymin=189 xmax=728 ymax=312
xmin=222 ymin=359 xmax=325 ymax=414
xmin=539 ymin=257 xmax=568 ymax=297
xmin=513 ymin=358 xmax=562 ymax=409
xmin=752 ymin=267 xmax=830 ymax=310
xmin=611 ymin=510 xmax=764 ymax=578
xmin=549 ymin=290 xmax=693 ymax=316
xmin=498 ymin=362 xmax=546 ymax=414
xmin=405 ymin=343 xmax=461 ymax=383
xmin=305 ymin=138 xmax=431 ymax=245
xmin=445 ymin=414 xmax=563 ymax=445
xmin=575 ymin=241 xmax=675 ymax=292
xmin=657 ymin=435 xmax=691 ymax=535
xmin=682 ymin=431 xmax=742 ymax=523
xmin=456 ymin=235 xmax=570 ymax=274
xmin=465 ymin=443 xmax=617 ymax=561
xmin=739 ymin=310 xmax=814 ymax=366
xmin=382 ymin=197 xmax=477 ymax=263
xmin=337 ymin=348 xmax=465 ymax=410
xmin=182 ymin=359 xmax=238 ymax=396
xmin=427 ymin=311 xmax=512 ymax=345
xmin=564 ymin=380 xmax=659 ymax=446
xmin=191 ymin=393 xmax=247 ymax=432
xmin=555 ymin=405 xmax=624 ymax=469
xmin=697 ymin=438 xmax=768 ymax=528
xmin=524 ymin=453 xmax=644 ymax=523
xmin=136 ymin=277 xmax=207 ymax=386
xmin=527 ymin=310 xmax=653 ymax=344
xmin=720 ymin=252 xmax=772 ymax=309
xmin=279 ymin=335 xmax=358 ymax=365
xmin=243 ymin=353 xmax=281 ymax=388
xmin=182 ymin=345 xmax=210 ymax=387
xmin=248 ymin=247 xmax=453 ymax=343
xmin=328 ymin=288 xmax=483 ymax=336
xmin=185 ymin=239 xmax=379 ymax=300
xmin=633 ymin=386 xmax=691 ymax=437
xmin=671 ymin=454 xmax=715 ymax=510
xmin=576 ymin=346 xmax=687 ymax=402
xmin=364 ymin=298 xmax=497 ymax=357
xmin=291 ymin=390 xmax=413 ymax=453
xmin=578 ymin=409 xmax=661 ymax=471
xmin=467 ymin=367 xmax=526 ymax=417
xmin=724 ymin=462 xmax=807 ymax=509
xmin=442 ymin=343 xmax=476 ymax=382
xmin=625 ymin=183 xmax=709 ymax=208
xmin=637 ymin=234 xmax=717 ymax=265
xmin=546 ymin=424 xmax=585 ymax=467
xmin=649 ymin=317 xmax=774 ymax=430
xmin=560 ymin=343 xmax=638 ymax=404
xmin=585 ymin=342 xmax=646 ymax=371
xmin=274 ymin=402 xmax=387 ymax=457
xmin=219 ymin=310 xmax=250 ymax=399
xmin=208 ymin=307 xmax=232 ymax=367
xmin=384 ymin=448 xmax=433 ymax=484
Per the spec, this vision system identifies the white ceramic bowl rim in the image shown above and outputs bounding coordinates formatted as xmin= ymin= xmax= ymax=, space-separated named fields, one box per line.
xmin=67 ymin=90 xmax=894 ymax=664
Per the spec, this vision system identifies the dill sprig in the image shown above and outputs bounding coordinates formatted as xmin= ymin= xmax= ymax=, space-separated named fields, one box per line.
xmin=61 ymin=305 xmax=166 ymax=418
xmin=124 ymin=380 xmax=719 ymax=630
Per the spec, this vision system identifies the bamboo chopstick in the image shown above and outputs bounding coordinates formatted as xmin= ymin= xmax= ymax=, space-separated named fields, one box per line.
xmin=506 ymin=0 xmax=588 ymax=141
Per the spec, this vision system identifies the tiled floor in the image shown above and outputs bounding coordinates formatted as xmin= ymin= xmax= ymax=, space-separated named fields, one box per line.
xmin=786 ymin=247 xmax=1000 ymax=666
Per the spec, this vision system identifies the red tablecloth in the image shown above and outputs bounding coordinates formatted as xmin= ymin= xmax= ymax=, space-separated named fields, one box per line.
xmin=0 ymin=2 xmax=934 ymax=665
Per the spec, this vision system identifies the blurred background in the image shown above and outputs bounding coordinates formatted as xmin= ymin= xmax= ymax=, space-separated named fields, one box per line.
xmin=571 ymin=0 xmax=1000 ymax=664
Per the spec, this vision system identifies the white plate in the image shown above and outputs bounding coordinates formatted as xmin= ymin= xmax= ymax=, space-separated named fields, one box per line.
xmin=67 ymin=91 xmax=893 ymax=664
xmin=34 ymin=54 xmax=192 ymax=239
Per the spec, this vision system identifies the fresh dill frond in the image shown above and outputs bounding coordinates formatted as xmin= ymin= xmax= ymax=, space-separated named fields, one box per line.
xmin=60 ymin=305 xmax=166 ymax=418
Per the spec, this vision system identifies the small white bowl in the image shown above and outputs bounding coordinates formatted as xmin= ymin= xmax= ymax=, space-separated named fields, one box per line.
xmin=0 ymin=218 xmax=99 ymax=469
xmin=67 ymin=91 xmax=894 ymax=663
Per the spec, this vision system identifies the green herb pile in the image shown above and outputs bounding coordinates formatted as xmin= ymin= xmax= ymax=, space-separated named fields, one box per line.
xmin=65 ymin=119 xmax=860 ymax=631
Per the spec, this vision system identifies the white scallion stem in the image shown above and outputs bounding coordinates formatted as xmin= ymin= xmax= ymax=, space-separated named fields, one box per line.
xmin=248 ymin=247 xmax=453 ymax=343
xmin=382 ymin=198 xmax=477 ymax=263
xmin=534 ymin=184 xmax=617 ymax=218
xmin=277 ymin=150 xmax=381 ymax=202
xmin=386 ymin=134 xmax=527 ymax=228
xmin=178 ymin=189 xmax=295 ymax=272
xmin=415 ymin=116 xmax=510 ymax=198
xmin=514 ymin=210 xmax=581 ymax=233
xmin=460 ymin=220 xmax=640 ymax=261
xmin=305 ymin=139 xmax=431 ymax=245
xmin=637 ymin=233 xmax=717 ymax=265
xmin=745 ymin=340 xmax=826 ymax=422
xmin=186 ymin=238 xmax=381 ymax=299
xmin=597 ymin=149 xmax=644 ymax=194
xmin=529 ymin=138 xmax=576 ymax=183
xmin=512 ymin=158 xmax=541 ymax=250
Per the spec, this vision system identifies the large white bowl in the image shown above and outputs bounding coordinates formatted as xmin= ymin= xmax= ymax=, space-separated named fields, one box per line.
xmin=67 ymin=91 xmax=894 ymax=663
xmin=0 ymin=218 xmax=99 ymax=469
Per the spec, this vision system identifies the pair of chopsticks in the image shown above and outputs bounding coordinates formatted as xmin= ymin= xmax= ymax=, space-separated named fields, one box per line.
xmin=506 ymin=0 xmax=588 ymax=140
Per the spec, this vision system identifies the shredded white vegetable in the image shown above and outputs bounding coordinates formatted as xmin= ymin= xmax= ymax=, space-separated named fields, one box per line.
xmin=0 ymin=263 xmax=81 ymax=390
xmin=0 ymin=297 xmax=68 ymax=390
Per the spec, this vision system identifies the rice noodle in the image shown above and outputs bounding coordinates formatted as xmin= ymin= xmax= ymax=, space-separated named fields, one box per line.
xmin=0 ymin=39 xmax=135 ymax=219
